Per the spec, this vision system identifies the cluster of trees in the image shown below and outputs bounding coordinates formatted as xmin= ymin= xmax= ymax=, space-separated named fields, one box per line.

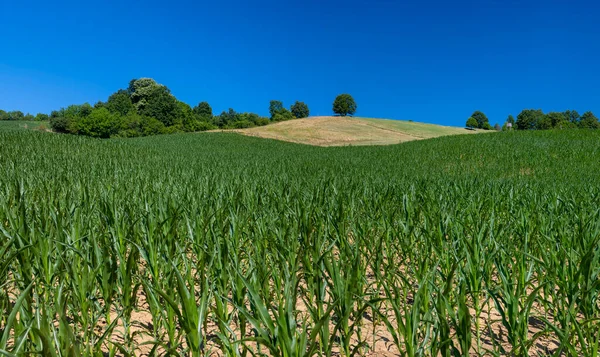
xmin=2 ymin=78 xmax=313 ymax=138
xmin=0 ymin=110 xmax=48 ymax=121
xmin=466 ymin=109 xmax=600 ymax=131
xmin=4 ymin=83 xmax=362 ymax=138
xmin=510 ymin=109 xmax=599 ymax=130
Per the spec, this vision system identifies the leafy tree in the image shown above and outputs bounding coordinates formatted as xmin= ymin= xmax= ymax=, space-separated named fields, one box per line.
xmin=290 ymin=101 xmax=310 ymax=118
xmin=106 ymin=90 xmax=134 ymax=116
xmin=466 ymin=117 xmax=478 ymax=129
xmin=8 ymin=111 xmax=24 ymax=120
xmin=536 ymin=115 xmax=553 ymax=130
xmin=494 ymin=123 xmax=501 ymax=131
xmin=24 ymin=113 xmax=35 ymax=121
xmin=269 ymin=100 xmax=284 ymax=119
xmin=516 ymin=109 xmax=544 ymax=130
xmin=272 ymin=110 xmax=293 ymax=122
xmin=77 ymin=107 xmax=118 ymax=138
xmin=507 ymin=115 xmax=515 ymax=125
xmin=128 ymin=78 xmax=181 ymax=126
xmin=579 ymin=111 xmax=600 ymax=129
xmin=138 ymin=86 xmax=181 ymax=127
xmin=193 ymin=102 xmax=213 ymax=120
xmin=482 ymin=122 xmax=493 ymax=130
xmin=564 ymin=110 xmax=580 ymax=124
xmin=178 ymin=101 xmax=199 ymax=132
xmin=0 ymin=110 xmax=8 ymax=120
xmin=269 ymin=100 xmax=293 ymax=121
xmin=333 ymin=94 xmax=357 ymax=117
xmin=470 ymin=111 xmax=489 ymax=129
xmin=34 ymin=113 xmax=49 ymax=121
xmin=546 ymin=112 xmax=568 ymax=128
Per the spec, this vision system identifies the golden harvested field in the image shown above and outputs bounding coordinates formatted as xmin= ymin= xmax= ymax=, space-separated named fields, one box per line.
xmin=234 ymin=116 xmax=479 ymax=146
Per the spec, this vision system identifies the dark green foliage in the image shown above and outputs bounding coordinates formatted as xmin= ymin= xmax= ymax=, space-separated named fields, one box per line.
xmin=564 ymin=110 xmax=580 ymax=124
xmin=106 ymin=90 xmax=135 ymax=116
xmin=269 ymin=100 xmax=294 ymax=121
xmin=136 ymin=86 xmax=181 ymax=127
xmin=579 ymin=111 xmax=600 ymax=129
xmin=466 ymin=117 xmax=478 ymax=129
xmin=269 ymin=100 xmax=284 ymax=118
xmin=193 ymin=101 xmax=213 ymax=120
xmin=512 ymin=109 xmax=598 ymax=131
xmin=507 ymin=115 xmax=515 ymax=125
xmin=0 ymin=110 xmax=8 ymax=120
xmin=290 ymin=101 xmax=310 ymax=118
xmin=332 ymin=94 xmax=357 ymax=116
xmin=470 ymin=111 xmax=489 ymax=129
xmin=516 ymin=109 xmax=545 ymax=130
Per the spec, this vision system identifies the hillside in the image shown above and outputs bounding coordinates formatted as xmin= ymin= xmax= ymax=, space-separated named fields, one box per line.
xmin=235 ymin=116 xmax=479 ymax=146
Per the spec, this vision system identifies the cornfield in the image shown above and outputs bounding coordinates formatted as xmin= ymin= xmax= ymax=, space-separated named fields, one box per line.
xmin=1 ymin=125 xmax=599 ymax=356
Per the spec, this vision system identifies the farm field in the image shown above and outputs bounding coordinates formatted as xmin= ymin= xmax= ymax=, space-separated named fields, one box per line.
xmin=235 ymin=116 xmax=478 ymax=146
xmin=1 ymin=121 xmax=600 ymax=356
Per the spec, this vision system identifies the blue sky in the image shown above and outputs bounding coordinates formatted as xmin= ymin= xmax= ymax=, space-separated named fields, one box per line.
xmin=1 ymin=0 xmax=598 ymax=126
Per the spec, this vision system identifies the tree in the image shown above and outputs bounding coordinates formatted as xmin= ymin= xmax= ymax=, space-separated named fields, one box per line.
xmin=579 ymin=111 xmax=600 ymax=129
xmin=77 ymin=107 xmax=117 ymax=138
xmin=494 ymin=123 xmax=501 ymax=131
xmin=466 ymin=117 xmax=478 ymax=129
xmin=139 ymin=86 xmax=181 ymax=127
xmin=269 ymin=100 xmax=284 ymax=119
xmin=106 ymin=90 xmax=134 ymax=116
xmin=507 ymin=115 xmax=515 ymax=125
xmin=0 ymin=110 xmax=8 ymax=120
xmin=564 ymin=110 xmax=580 ymax=124
xmin=34 ymin=113 xmax=49 ymax=121
xmin=470 ymin=111 xmax=489 ymax=129
xmin=516 ymin=109 xmax=544 ymax=130
xmin=546 ymin=112 xmax=568 ymax=128
xmin=333 ymin=94 xmax=357 ymax=117
xmin=8 ymin=111 xmax=24 ymax=121
xmin=290 ymin=101 xmax=309 ymax=119
xmin=193 ymin=102 xmax=213 ymax=120
xmin=269 ymin=100 xmax=293 ymax=121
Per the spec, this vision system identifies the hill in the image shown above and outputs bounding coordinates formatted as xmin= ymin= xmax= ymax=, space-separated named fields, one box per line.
xmin=234 ymin=116 xmax=479 ymax=146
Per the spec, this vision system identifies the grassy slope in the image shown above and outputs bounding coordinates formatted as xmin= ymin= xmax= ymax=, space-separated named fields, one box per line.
xmin=236 ymin=116 xmax=479 ymax=146
xmin=0 ymin=120 xmax=43 ymax=131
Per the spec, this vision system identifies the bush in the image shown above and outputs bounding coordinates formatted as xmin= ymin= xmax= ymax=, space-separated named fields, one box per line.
xmin=49 ymin=116 xmax=72 ymax=133
xmin=77 ymin=108 xmax=118 ymax=138
xmin=255 ymin=118 xmax=270 ymax=126
xmin=228 ymin=120 xmax=255 ymax=129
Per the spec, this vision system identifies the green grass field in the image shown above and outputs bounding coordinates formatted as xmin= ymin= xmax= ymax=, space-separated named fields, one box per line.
xmin=1 ymin=121 xmax=600 ymax=356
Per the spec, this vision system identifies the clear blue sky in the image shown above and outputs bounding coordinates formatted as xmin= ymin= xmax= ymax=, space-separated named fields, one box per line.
xmin=1 ymin=0 xmax=598 ymax=126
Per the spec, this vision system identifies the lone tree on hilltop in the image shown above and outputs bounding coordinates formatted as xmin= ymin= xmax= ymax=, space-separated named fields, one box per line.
xmin=291 ymin=101 xmax=310 ymax=119
xmin=471 ymin=111 xmax=489 ymax=129
xmin=466 ymin=117 xmax=478 ymax=129
xmin=333 ymin=94 xmax=357 ymax=117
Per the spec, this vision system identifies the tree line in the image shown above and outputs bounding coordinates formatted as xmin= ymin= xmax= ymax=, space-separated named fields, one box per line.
xmin=466 ymin=109 xmax=600 ymax=131
xmin=0 ymin=78 xmax=314 ymax=138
